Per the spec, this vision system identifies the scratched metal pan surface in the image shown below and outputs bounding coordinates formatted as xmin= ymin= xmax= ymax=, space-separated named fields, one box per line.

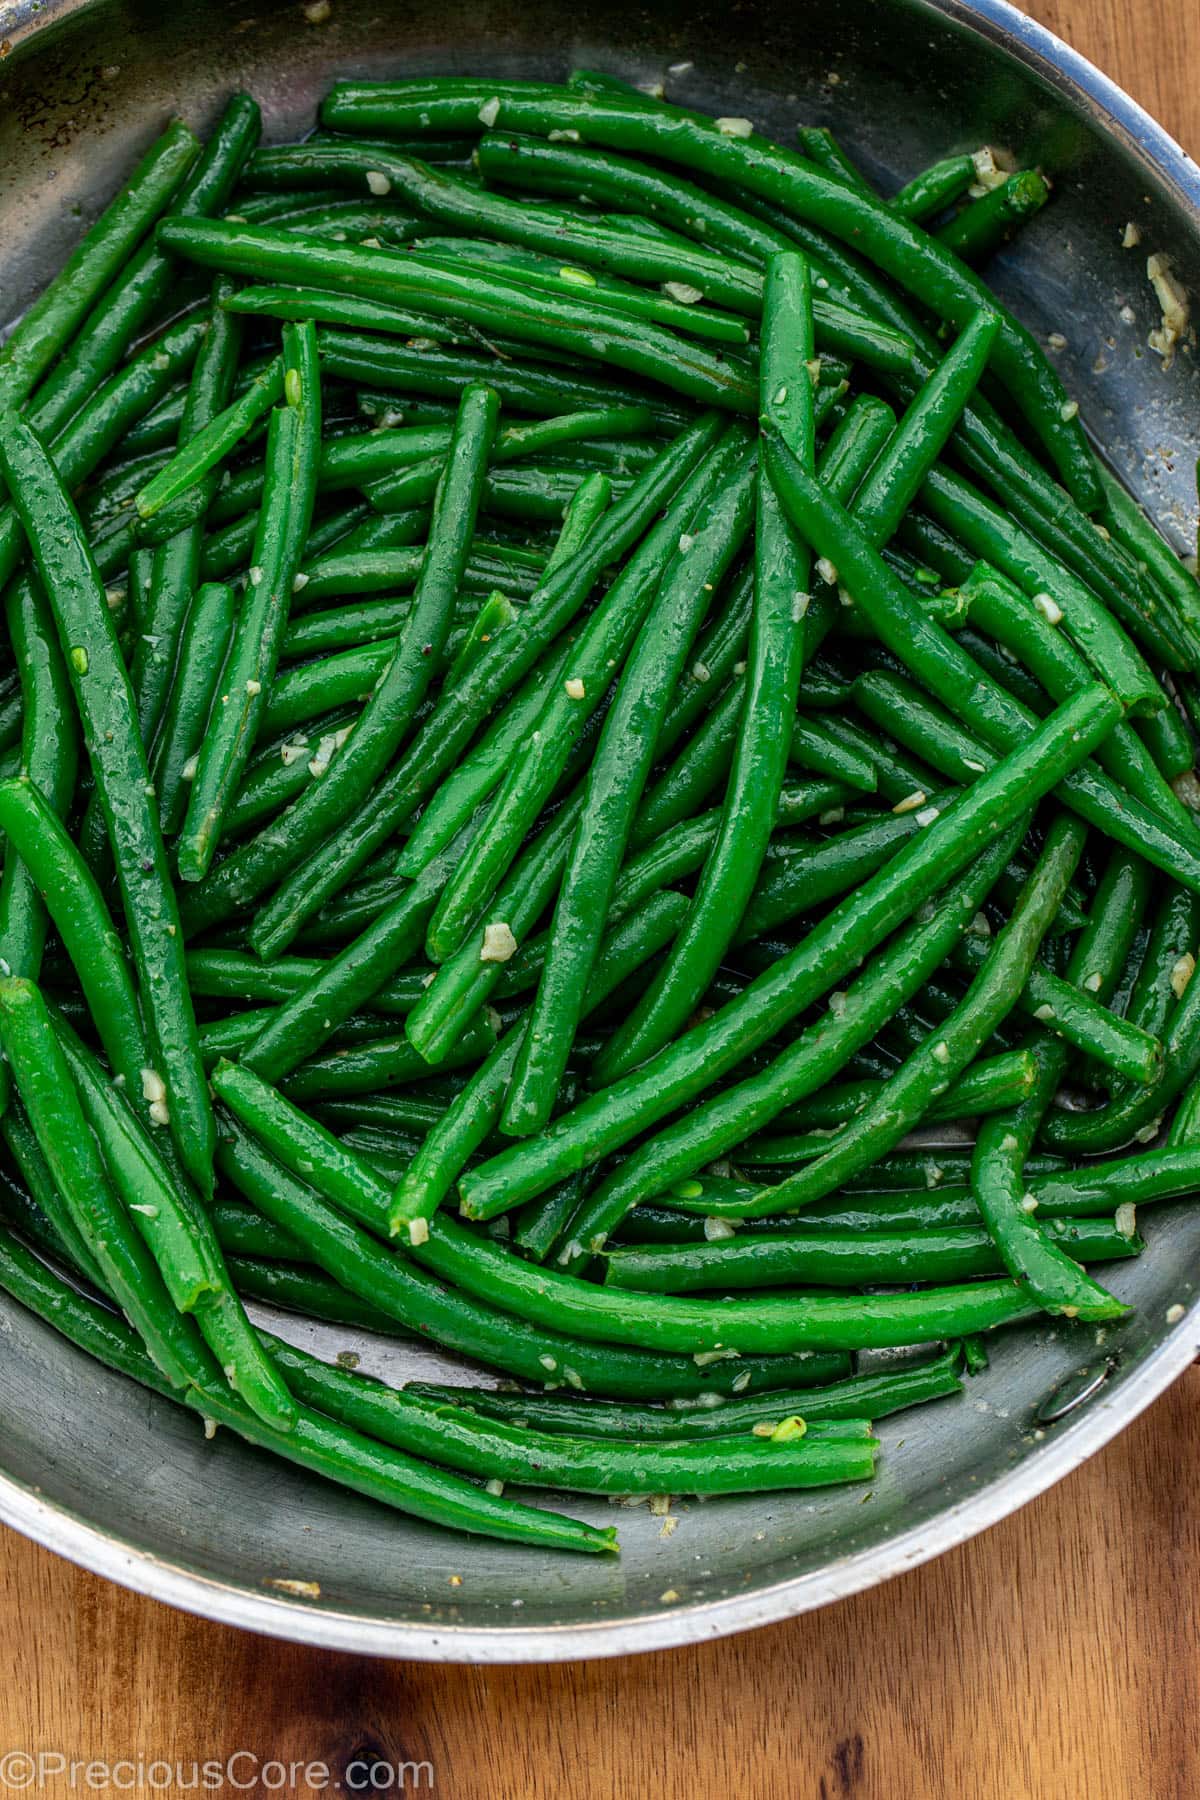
xmin=0 ymin=0 xmax=1199 ymax=1662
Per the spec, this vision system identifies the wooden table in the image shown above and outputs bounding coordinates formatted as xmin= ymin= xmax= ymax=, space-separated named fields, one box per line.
xmin=4 ymin=4 xmax=1199 ymax=1794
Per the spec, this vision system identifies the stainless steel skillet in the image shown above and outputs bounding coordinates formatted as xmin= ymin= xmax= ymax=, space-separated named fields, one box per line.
xmin=0 ymin=0 xmax=1198 ymax=1661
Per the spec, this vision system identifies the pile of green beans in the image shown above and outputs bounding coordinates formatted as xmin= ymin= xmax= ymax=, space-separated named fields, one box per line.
xmin=0 ymin=71 xmax=1198 ymax=1559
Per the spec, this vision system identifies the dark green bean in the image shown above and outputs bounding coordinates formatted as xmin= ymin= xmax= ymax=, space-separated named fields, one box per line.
xmin=323 ymin=79 xmax=1098 ymax=504
xmin=0 ymin=978 xmax=202 ymax=1387
xmin=0 ymin=578 xmax=79 ymax=978
xmin=936 ymin=169 xmax=1050 ymax=262
xmin=409 ymin=1345 xmax=963 ymax=1437
xmin=0 ymin=413 xmax=214 ymax=1192
xmin=970 ymin=847 xmax=1151 ymax=1312
xmin=263 ymin=1336 xmax=874 ymax=1493
xmin=461 ymin=689 xmax=1115 ymax=1225
xmin=590 ymin=254 xmax=817 ymax=1086
xmin=889 ymin=155 xmax=976 ymax=222
xmin=177 ymin=323 xmax=322 ymax=879
xmin=602 ymin=1215 xmax=1137 ymax=1294
xmin=497 ymin=434 xmax=756 ymax=1131
xmin=159 ymin=219 xmax=757 ymax=413
xmin=0 ymin=1222 xmax=615 ymax=1554
xmin=0 ymin=121 xmax=199 ymax=409
xmin=149 ymin=581 xmax=237 ymax=835
xmin=31 ymin=116 xmax=257 ymax=445
xmin=214 ymin=1108 xmax=848 ymax=1397
xmin=391 ymin=891 xmax=691 ymax=1239
xmin=184 ymin=401 xmax=716 ymax=953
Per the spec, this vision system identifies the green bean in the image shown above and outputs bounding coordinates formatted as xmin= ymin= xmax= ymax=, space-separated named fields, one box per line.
xmin=0 ymin=313 xmax=207 ymax=596
xmin=407 ymin=788 xmax=587 ymax=1063
xmin=602 ymin=1215 xmax=1137 ymax=1294
xmin=411 ymin=1345 xmax=963 ymax=1436
xmin=134 ymin=358 xmax=284 ymax=521
xmin=0 ymin=1100 xmax=106 ymax=1287
xmin=159 ymin=219 xmax=757 ymax=413
xmin=478 ymin=827 xmax=1018 ymax=1252
xmin=323 ymin=79 xmax=1097 ymax=504
xmin=943 ymin=565 xmax=1194 ymax=835
xmin=626 ymin=675 xmax=747 ymax=846
xmin=1098 ymin=464 xmax=1200 ymax=652
xmin=0 ymin=413 xmax=214 ymax=1193
xmin=951 ymin=933 xmax=1163 ymax=1084
xmin=969 ymin=848 xmax=1150 ymax=1312
xmin=651 ymin=560 xmax=752 ymax=740
xmin=397 ymin=480 xmax=613 ymax=876
xmin=417 ymin=1212 xmax=1039 ymax=1353
xmin=199 ymin=1001 xmax=468 ymax=1068
xmin=119 ymin=311 xmax=275 ymax=810
xmin=0 ymin=1223 xmax=614 ymax=1555
xmin=315 ymin=326 xmax=686 ymax=424
xmin=292 ymin=546 xmax=539 ymax=607
xmin=224 ymin=281 xmax=485 ymax=344
xmin=936 ymin=170 xmax=1051 ymax=262
xmin=215 ymin=370 xmax=485 ymax=902
xmin=0 ymin=121 xmax=199 ymax=410
xmin=404 ymin=235 xmax=751 ymax=345
xmin=1122 ymin=885 xmax=1200 ymax=1057
xmin=1038 ymin=888 xmax=1200 ymax=1153
xmin=461 ymin=689 xmax=1115 ymax=1225
xmin=734 ymin=806 xmax=942 ymax=943
xmin=497 ymin=435 xmax=756 ymax=1131
xmin=921 ymin=464 xmax=1179 ymax=690
xmin=149 ymin=581 xmax=237 ymax=835
xmin=889 ymin=154 xmax=977 ymax=222
xmin=243 ymin=139 xmax=762 ymax=312
xmin=0 ymin=579 xmax=79 ymax=979
xmin=264 ymin=1336 xmax=875 ymax=1494
xmin=186 ymin=947 xmax=425 ymax=1014
xmin=365 ymin=404 xmax=651 ymax=514
xmin=639 ymin=819 xmax=1089 ymax=1226
xmin=214 ymin=1109 xmax=848 ymax=1396
xmin=421 ymin=432 xmax=749 ymax=966
xmin=475 ymin=130 xmax=802 ymax=283
xmin=0 ymin=979 xmax=203 ymax=1386
xmin=746 ymin=1049 xmax=1037 ymax=1142
xmin=764 ymin=430 xmax=1200 ymax=892
xmin=368 ymin=459 xmax=608 ymax=527
xmin=514 ymin=1175 xmax=587 ymax=1263
xmin=127 ymin=286 xmax=247 ymax=761
xmin=177 ymin=323 xmax=322 ymax=880
xmin=239 ymin=821 xmax=476 ymax=1081
xmin=1135 ymin=691 xmax=1194 ymax=779
xmin=624 ymin=1183 xmax=1070 ymax=1239
xmin=213 ymin=1070 xmax=1031 ymax=1354
xmin=850 ymin=310 xmax=1001 ymax=545
xmin=278 ymin=1010 xmax=496 ymax=1103
xmin=219 ymin=711 xmax=357 ymax=837
xmin=392 ymin=891 xmax=691 ymax=1238
xmin=222 ymin=1251 xmax=403 ymax=1329
xmin=28 ymin=97 xmax=259 ymax=441
xmin=54 ymin=1016 xmax=297 ymax=1431
xmin=1037 ymin=1146 xmax=1200 ymax=1220
xmin=0 ymin=777 xmax=148 ymax=1088
xmin=589 ymin=254 xmax=817 ymax=1086
xmin=187 ymin=391 xmax=694 ymax=956
xmin=797 ymin=126 xmax=876 ymax=194
xmin=282 ymin=596 xmax=423 ymax=658
xmin=266 ymin=200 xmax=426 ymax=246
xmin=209 ymin=1199 xmax=306 ymax=1260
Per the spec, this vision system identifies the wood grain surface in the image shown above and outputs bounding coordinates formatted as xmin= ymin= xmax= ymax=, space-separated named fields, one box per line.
xmin=3 ymin=4 xmax=1200 ymax=1796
